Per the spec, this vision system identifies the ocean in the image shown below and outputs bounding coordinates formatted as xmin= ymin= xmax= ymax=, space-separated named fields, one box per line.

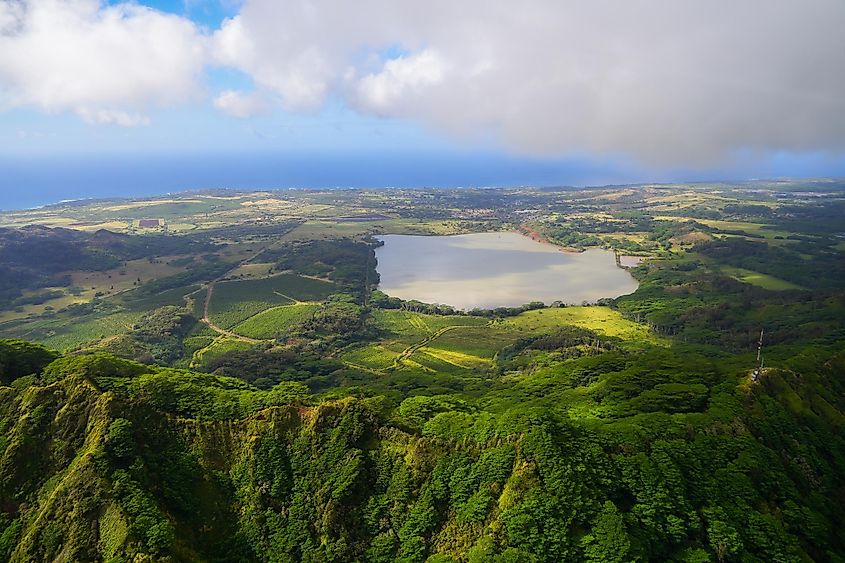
xmin=0 ymin=151 xmax=644 ymax=211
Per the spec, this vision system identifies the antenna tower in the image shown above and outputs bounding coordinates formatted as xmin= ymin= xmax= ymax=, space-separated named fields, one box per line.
xmin=752 ymin=328 xmax=764 ymax=382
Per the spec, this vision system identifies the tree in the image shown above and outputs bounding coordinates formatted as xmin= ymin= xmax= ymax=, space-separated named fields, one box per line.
xmin=581 ymin=501 xmax=632 ymax=563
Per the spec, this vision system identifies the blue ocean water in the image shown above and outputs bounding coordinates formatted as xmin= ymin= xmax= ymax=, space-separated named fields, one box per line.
xmin=0 ymin=151 xmax=648 ymax=211
xmin=3 ymin=150 xmax=842 ymax=211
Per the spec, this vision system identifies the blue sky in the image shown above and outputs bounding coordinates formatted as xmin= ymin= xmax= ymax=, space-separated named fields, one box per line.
xmin=1 ymin=0 xmax=844 ymax=203
xmin=108 ymin=0 xmax=238 ymax=28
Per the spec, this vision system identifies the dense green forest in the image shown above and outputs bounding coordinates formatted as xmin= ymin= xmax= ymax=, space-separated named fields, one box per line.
xmin=0 ymin=183 xmax=844 ymax=561
xmin=0 ymin=336 xmax=843 ymax=562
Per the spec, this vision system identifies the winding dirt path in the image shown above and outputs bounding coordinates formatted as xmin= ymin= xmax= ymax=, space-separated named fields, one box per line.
xmin=272 ymin=290 xmax=301 ymax=304
xmin=201 ymin=282 xmax=261 ymax=344
xmin=198 ymin=246 xmax=274 ymax=344
xmin=391 ymin=325 xmax=463 ymax=369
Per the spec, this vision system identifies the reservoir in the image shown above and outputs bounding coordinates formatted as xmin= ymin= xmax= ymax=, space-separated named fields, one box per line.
xmin=375 ymin=232 xmax=638 ymax=310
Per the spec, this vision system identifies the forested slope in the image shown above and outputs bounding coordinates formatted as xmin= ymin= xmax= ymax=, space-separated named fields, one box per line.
xmin=0 ymin=339 xmax=843 ymax=562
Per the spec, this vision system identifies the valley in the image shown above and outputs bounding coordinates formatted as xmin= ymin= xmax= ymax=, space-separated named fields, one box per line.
xmin=0 ymin=180 xmax=844 ymax=561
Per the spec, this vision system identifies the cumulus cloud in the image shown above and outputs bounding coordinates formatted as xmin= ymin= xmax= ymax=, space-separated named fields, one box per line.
xmin=2 ymin=0 xmax=844 ymax=164
xmin=0 ymin=0 xmax=206 ymax=125
xmin=77 ymin=108 xmax=151 ymax=127
xmin=213 ymin=0 xmax=845 ymax=164
xmin=213 ymin=89 xmax=266 ymax=117
xmin=354 ymin=49 xmax=449 ymax=113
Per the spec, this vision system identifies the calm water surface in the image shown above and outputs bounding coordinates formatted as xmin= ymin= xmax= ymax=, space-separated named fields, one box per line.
xmin=375 ymin=232 xmax=638 ymax=310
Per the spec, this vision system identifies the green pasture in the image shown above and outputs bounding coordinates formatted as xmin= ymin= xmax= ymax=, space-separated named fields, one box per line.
xmin=500 ymin=306 xmax=662 ymax=345
xmin=415 ymin=346 xmax=491 ymax=371
xmin=428 ymin=326 xmax=516 ymax=360
xmin=282 ymin=218 xmax=485 ymax=242
xmin=209 ymin=274 xmax=335 ymax=329
xmin=0 ymin=310 xmax=143 ymax=352
xmin=342 ymin=345 xmax=399 ymax=370
xmin=372 ymin=309 xmax=487 ymax=338
xmin=720 ymin=266 xmax=804 ymax=291
xmin=192 ymin=338 xmax=257 ymax=370
xmin=233 ymin=303 xmax=320 ymax=339
xmin=349 ymin=306 xmax=662 ymax=374
xmin=119 ymin=284 xmax=199 ymax=311
xmin=183 ymin=335 xmax=216 ymax=356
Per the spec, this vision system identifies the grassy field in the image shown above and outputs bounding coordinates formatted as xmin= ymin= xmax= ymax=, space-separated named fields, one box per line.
xmin=345 ymin=306 xmax=662 ymax=373
xmin=372 ymin=309 xmax=488 ymax=337
xmin=499 ymin=306 xmax=663 ymax=344
xmin=183 ymin=335 xmax=216 ymax=354
xmin=657 ymin=217 xmax=795 ymax=242
xmin=415 ymin=346 xmax=492 ymax=371
xmin=341 ymin=311 xmax=490 ymax=372
xmin=427 ymin=326 xmax=515 ymax=360
xmin=0 ymin=310 xmax=143 ymax=352
xmin=281 ymin=218 xmax=486 ymax=242
xmin=720 ymin=266 xmax=804 ymax=291
xmin=226 ymin=262 xmax=277 ymax=279
xmin=192 ymin=338 xmax=257 ymax=370
xmin=281 ymin=221 xmax=377 ymax=241
xmin=233 ymin=303 xmax=320 ymax=339
xmin=209 ymin=274 xmax=335 ymax=329
xmin=342 ymin=344 xmax=399 ymax=371
xmin=0 ymin=257 xmax=191 ymax=323
xmin=118 ymin=284 xmax=199 ymax=312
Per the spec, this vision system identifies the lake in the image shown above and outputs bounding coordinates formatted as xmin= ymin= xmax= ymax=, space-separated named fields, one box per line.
xmin=375 ymin=232 xmax=638 ymax=310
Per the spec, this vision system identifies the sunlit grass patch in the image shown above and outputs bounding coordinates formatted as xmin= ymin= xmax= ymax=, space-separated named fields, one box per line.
xmin=210 ymin=274 xmax=335 ymax=329
xmin=415 ymin=346 xmax=490 ymax=370
xmin=432 ymin=326 xmax=517 ymax=359
xmin=720 ymin=266 xmax=804 ymax=291
xmin=409 ymin=349 xmax=470 ymax=374
xmin=233 ymin=303 xmax=320 ymax=339
xmin=193 ymin=338 xmax=256 ymax=370
xmin=501 ymin=306 xmax=662 ymax=345
xmin=1 ymin=310 xmax=143 ymax=352
xmin=372 ymin=309 xmax=487 ymax=339
xmin=342 ymin=345 xmax=398 ymax=370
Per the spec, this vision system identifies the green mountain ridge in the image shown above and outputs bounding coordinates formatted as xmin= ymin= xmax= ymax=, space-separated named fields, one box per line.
xmin=0 ymin=184 xmax=843 ymax=562
xmin=0 ymin=340 xmax=843 ymax=562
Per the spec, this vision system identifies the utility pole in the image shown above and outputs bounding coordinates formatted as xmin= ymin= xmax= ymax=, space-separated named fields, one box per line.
xmin=752 ymin=328 xmax=764 ymax=382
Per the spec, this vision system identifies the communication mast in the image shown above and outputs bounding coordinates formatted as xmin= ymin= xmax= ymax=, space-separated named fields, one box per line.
xmin=752 ymin=328 xmax=764 ymax=382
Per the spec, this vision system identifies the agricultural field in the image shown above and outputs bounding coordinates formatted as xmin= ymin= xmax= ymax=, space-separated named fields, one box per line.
xmin=0 ymin=309 xmax=143 ymax=352
xmin=208 ymin=274 xmax=335 ymax=329
xmin=0 ymin=256 xmax=191 ymax=323
xmin=420 ymin=325 xmax=515 ymax=362
xmin=347 ymin=306 xmax=656 ymax=375
xmin=341 ymin=344 xmax=399 ymax=371
xmin=226 ymin=262 xmax=277 ymax=279
xmin=499 ymin=306 xmax=664 ymax=346
xmin=719 ymin=266 xmax=804 ymax=291
xmin=412 ymin=345 xmax=492 ymax=372
xmin=233 ymin=303 xmax=320 ymax=339
xmin=118 ymin=284 xmax=201 ymax=312
xmin=191 ymin=337 xmax=257 ymax=369
xmin=372 ymin=309 xmax=488 ymax=337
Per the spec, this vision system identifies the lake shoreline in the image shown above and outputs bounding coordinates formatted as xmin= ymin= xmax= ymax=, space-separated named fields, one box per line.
xmin=375 ymin=232 xmax=638 ymax=310
xmin=517 ymin=226 xmax=582 ymax=253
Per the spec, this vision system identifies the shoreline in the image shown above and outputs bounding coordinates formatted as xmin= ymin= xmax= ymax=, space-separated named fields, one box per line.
xmin=517 ymin=226 xmax=582 ymax=253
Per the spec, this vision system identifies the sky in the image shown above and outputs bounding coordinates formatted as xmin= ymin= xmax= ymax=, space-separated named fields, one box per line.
xmin=1 ymin=0 xmax=845 ymax=205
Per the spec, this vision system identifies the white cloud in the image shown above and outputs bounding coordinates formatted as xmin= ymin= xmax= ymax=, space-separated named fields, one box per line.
xmin=2 ymin=0 xmax=844 ymax=164
xmin=77 ymin=108 xmax=151 ymax=127
xmin=212 ymin=0 xmax=845 ymax=164
xmin=213 ymin=89 xmax=266 ymax=117
xmin=213 ymin=9 xmax=333 ymax=110
xmin=0 ymin=0 xmax=206 ymax=125
xmin=354 ymin=49 xmax=448 ymax=113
